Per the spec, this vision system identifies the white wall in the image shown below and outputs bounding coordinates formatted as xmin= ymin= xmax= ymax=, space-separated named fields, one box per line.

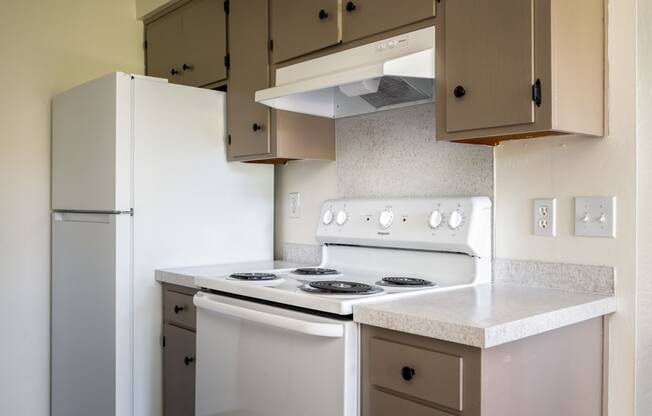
xmin=636 ymin=0 xmax=652 ymax=411
xmin=0 ymin=2 xmax=144 ymax=414
xmin=494 ymin=0 xmax=637 ymax=414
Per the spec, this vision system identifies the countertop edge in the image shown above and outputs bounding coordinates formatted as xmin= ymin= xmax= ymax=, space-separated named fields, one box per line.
xmin=482 ymin=296 xmax=617 ymax=348
xmin=155 ymin=270 xmax=199 ymax=289
xmin=354 ymin=294 xmax=617 ymax=349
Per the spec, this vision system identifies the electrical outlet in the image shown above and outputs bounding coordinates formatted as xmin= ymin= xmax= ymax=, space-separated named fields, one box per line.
xmin=288 ymin=192 xmax=301 ymax=219
xmin=574 ymin=196 xmax=616 ymax=238
xmin=533 ymin=198 xmax=556 ymax=237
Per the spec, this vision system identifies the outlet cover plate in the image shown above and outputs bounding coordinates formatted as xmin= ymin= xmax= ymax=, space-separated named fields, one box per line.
xmin=534 ymin=198 xmax=556 ymax=236
xmin=288 ymin=192 xmax=301 ymax=219
xmin=574 ymin=196 xmax=616 ymax=238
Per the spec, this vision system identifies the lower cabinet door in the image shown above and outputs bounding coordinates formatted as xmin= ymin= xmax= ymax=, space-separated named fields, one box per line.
xmin=164 ymin=324 xmax=196 ymax=416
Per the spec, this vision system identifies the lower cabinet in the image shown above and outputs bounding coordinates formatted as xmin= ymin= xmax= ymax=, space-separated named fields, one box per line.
xmin=162 ymin=284 xmax=198 ymax=416
xmin=362 ymin=318 xmax=605 ymax=416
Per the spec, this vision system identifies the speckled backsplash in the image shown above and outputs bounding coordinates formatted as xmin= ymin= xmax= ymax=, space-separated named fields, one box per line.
xmin=493 ymin=258 xmax=615 ymax=295
xmin=336 ymin=103 xmax=494 ymax=198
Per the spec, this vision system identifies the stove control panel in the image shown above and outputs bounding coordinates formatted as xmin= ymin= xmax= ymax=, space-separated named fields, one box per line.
xmin=316 ymin=197 xmax=492 ymax=257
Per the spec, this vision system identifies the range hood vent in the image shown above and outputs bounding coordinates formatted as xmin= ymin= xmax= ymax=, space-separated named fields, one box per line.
xmin=255 ymin=27 xmax=435 ymax=119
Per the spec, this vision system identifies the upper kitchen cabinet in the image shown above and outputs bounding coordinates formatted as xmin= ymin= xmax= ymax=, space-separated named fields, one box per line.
xmin=436 ymin=0 xmax=605 ymax=144
xmin=229 ymin=0 xmax=335 ymax=162
xmin=146 ymin=0 xmax=227 ymax=87
xmin=228 ymin=0 xmax=272 ymax=157
xmin=341 ymin=0 xmax=436 ymax=43
xmin=271 ymin=0 xmax=340 ymax=63
xmin=271 ymin=0 xmax=436 ymax=63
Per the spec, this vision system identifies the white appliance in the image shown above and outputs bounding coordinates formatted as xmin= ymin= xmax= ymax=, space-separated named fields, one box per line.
xmin=194 ymin=197 xmax=491 ymax=416
xmin=51 ymin=72 xmax=273 ymax=416
xmin=255 ymin=26 xmax=435 ymax=119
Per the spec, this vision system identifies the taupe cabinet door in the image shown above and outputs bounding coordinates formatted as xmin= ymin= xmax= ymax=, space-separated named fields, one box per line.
xmin=271 ymin=0 xmax=339 ymax=63
xmin=146 ymin=12 xmax=183 ymax=83
xmin=163 ymin=324 xmax=196 ymax=416
xmin=341 ymin=0 xmax=436 ymax=43
xmin=228 ymin=0 xmax=271 ymax=157
xmin=146 ymin=0 xmax=226 ymax=87
xmin=444 ymin=0 xmax=535 ymax=132
xmin=180 ymin=0 xmax=227 ymax=87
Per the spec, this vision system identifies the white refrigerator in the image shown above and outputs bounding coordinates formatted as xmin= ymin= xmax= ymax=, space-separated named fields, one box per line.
xmin=51 ymin=72 xmax=273 ymax=416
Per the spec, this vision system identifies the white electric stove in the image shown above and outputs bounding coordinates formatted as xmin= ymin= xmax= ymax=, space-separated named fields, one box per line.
xmin=194 ymin=197 xmax=492 ymax=416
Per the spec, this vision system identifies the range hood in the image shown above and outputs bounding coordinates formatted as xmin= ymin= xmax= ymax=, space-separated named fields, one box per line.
xmin=255 ymin=27 xmax=435 ymax=119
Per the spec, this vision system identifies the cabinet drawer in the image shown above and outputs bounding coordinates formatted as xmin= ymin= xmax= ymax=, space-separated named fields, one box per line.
xmin=369 ymin=338 xmax=463 ymax=410
xmin=370 ymin=389 xmax=453 ymax=416
xmin=164 ymin=290 xmax=196 ymax=330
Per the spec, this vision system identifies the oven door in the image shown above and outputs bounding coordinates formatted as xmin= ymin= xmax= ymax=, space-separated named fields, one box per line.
xmin=194 ymin=291 xmax=359 ymax=416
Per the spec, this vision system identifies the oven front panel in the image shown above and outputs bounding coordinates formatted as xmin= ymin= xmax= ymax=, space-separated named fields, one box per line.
xmin=194 ymin=292 xmax=359 ymax=416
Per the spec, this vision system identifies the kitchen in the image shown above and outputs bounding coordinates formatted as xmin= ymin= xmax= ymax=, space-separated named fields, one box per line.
xmin=0 ymin=0 xmax=650 ymax=415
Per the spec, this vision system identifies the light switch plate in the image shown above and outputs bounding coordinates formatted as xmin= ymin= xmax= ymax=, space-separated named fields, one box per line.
xmin=534 ymin=198 xmax=556 ymax=236
xmin=288 ymin=192 xmax=301 ymax=219
xmin=574 ymin=196 xmax=616 ymax=238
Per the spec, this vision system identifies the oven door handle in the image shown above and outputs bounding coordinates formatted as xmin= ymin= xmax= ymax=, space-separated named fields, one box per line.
xmin=193 ymin=293 xmax=345 ymax=338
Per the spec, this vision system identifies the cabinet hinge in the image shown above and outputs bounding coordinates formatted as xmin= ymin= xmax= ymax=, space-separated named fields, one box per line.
xmin=161 ymin=335 xmax=166 ymax=348
xmin=143 ymin=40 xmax=148 ymax=49
xmin=269 ymin=39 xmax=274 ymax=52
xmin=224 ymin=54 xmax=230 ymax=69
xmin=228 ymin=134 xmax=232 ymax=145
xmin=532 ymin=78 xmax=542 ymax=107
xmin=224 ymin=0 xmax=229 ymax=14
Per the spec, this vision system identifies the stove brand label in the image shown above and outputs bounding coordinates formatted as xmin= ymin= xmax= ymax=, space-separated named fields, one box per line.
xmin=377 ymin=231 xmax=390 ymax=236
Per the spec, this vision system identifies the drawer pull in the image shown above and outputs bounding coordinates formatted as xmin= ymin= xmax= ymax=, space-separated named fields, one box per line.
xmin=184 ymin=356 xmax=195 ymax=366
xmin=174 ymin=305 xmax=185 ymax=314
xmin=401 ymin=366 xmax=416 ymax=381
xmin=453 ymin=85 xmax=466 ymax=98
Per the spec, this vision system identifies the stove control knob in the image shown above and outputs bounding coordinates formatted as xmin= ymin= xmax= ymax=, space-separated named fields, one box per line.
xmin=335 ymin=210 xmax=348 ymax=226
xmin=322 ymin=209 xmax=334 ymax=225
xmin=448 ymin=211 xmax=463 ymax=230
xmin=428 ymin=210 xmax=443 ymax=229
xmin=378 ymin=209 xmax=394 ymax=229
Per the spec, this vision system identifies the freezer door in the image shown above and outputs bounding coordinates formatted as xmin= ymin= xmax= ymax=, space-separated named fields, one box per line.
xmin=194 ymin=292 xmax=359 ymax=416
xmin=52 ymin=72 xmax=134 ymax=211
xmin=51 ymin=212 xmax=132 ymax=416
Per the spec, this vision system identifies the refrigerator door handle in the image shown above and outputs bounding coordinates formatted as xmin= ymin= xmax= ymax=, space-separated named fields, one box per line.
xmin=52 ymin=209 xmax=133 ymax=215
xmin=193 ymin=292 xmax=345 ymax=338
xmin=53 ymin=210 xmax=132 ymax=224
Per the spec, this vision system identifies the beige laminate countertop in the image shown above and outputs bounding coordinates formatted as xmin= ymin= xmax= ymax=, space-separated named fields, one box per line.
xmin=155 ymin=260 xmax=306 ymax=288
xmin=353 ymin=283 xmax=617 ymax=348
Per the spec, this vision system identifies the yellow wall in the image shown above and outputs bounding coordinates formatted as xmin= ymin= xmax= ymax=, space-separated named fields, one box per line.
xmin=636 ymin=0 xmax=652 ymax=411
xmin=136 ymin=0 xmax=181 ymax=19
xmin=0 ymin=1 xmax=143 ymax=414
xmin=494 ymin=0 xmax=637 ymax=414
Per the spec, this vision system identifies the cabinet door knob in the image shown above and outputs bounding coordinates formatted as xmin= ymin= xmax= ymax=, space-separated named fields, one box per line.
xmin=184 ymin=356 xmax=195 ymax=366
xmin=318 ymin=9 xmax=329 ymax=20
xmin=182 ymin=63 xmax=194 ymax=71
xmin=453 ymin=85 xmax=466 ymax=98
xmin=252 ymin=123 xmax=264 ymax=132
xmin=170 ymin=68 xmax=180 ymax=76
xmin=346 ymin=1 xmax=356 ymax=12
xmin=174 ymin=305 xmax=184 ymax=314
xmin=401 ymin=366 xmax=416 ymax=381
